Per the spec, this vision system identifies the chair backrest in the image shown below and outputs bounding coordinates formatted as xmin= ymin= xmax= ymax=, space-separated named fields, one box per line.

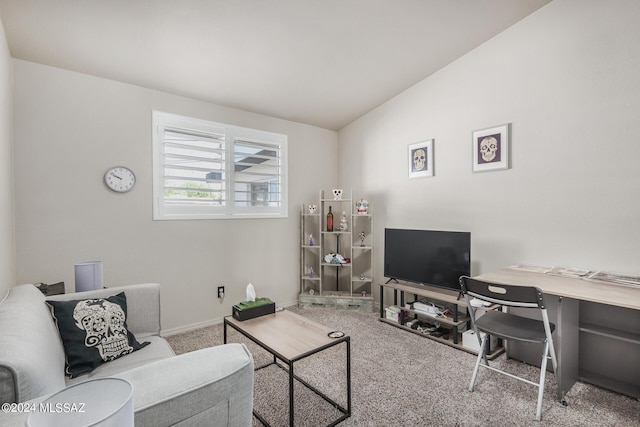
xmin=459 ymin=276 xmax=546 ymax=309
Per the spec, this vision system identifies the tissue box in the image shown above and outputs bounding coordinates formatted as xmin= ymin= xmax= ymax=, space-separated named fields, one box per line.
xmin=232 ymin=298 xmax=275 ymax=321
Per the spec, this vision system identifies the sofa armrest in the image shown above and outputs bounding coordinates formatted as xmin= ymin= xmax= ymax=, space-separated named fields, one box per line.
xmin=0 ymin=343 xmax=255 ymax=427
xmin=115 ymin=343 xmax=254 ymax=427
xmin=47 ymin=283 xmax=161 ymax=338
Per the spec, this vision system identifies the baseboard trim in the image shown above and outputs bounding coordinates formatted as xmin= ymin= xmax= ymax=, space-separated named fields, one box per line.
xmin=162 ymin=317 xmax=223 ymax=337
xmin=161 ymin=299 xmax=299 ymax=336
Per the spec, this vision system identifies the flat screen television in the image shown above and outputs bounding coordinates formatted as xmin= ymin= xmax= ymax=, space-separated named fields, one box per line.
xmin=384 ymin=228 xmax=470 ymax=292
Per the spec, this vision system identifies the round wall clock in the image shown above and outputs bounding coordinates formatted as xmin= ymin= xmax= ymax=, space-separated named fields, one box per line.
xmin=104 ymin=166 xmax=136 ymax=193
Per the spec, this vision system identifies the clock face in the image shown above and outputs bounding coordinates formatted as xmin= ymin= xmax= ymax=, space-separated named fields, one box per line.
xmin=104 ymin=167 xmax=136 ymax=193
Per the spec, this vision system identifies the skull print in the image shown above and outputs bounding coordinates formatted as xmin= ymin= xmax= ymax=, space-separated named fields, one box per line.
xmin=479 ymin=136 xmax=499 ymax=162
xmin=73 ymin=299 xmax=133 ymax=361
xmin=413 ymin=148 xmax=426 ymax=171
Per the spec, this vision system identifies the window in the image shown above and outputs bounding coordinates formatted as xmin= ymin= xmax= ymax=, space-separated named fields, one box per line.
xmin=152 ymin=111 xmax=287 ymax=220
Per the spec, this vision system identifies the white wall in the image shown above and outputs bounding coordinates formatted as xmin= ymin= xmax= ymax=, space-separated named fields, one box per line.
xmin=338 ymin=0 xmax=640 ymax=295
xmin=0 ymin=18 xmax=15 ymax=296
xmin=10 ymin=0 xmax=640 ymax=326
xmin=13 ymin=60 xmax=337 ymax=332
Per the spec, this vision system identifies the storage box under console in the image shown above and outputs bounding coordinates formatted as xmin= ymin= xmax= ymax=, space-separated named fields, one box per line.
xmin=462 ymin=329 xmax=497 ymax=352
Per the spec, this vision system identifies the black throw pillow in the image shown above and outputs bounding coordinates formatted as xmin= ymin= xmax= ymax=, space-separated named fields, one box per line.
xmin=47 ymin=292 xmax=149 ymax=378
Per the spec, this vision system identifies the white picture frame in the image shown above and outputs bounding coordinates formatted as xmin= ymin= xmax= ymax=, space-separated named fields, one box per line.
xmin=472 ymin=123 xmax=510 ymax=172
xmin=408 ymin=139 xmax=434 ymax=178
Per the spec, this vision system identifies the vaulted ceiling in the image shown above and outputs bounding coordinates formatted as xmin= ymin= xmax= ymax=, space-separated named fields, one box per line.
xmin=0 ymin=0 xmax=551 ymax=130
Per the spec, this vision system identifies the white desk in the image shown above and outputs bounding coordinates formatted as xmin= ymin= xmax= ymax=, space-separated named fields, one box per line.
xmin=475 ymin=268 xmax=640 ymax=401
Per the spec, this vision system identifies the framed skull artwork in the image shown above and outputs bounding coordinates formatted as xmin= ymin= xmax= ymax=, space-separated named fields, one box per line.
xmin=472 ymin=123 xmax=510 ymax=172
xmin=408 ymin=139 xmax=434 ymax=178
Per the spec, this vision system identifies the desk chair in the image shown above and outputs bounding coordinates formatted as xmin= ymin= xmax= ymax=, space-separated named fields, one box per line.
xmin=459 ymin=276 xmax=558 ymax=421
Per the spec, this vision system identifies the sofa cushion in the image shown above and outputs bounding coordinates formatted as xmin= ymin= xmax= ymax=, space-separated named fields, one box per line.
xmin=65 ymin=336 xmax=175 ymax=386
xmin=0 ymin=285 xmax=66 ymax=403
xmin=47 ymin=283 xmax=162 ymax=339
xmin=47 ymin=292 xmax=149 ymax=378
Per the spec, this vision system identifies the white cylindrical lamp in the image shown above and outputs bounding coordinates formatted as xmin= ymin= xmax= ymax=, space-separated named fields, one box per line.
xmin=74 ymin=261 xmax=103 ymax=292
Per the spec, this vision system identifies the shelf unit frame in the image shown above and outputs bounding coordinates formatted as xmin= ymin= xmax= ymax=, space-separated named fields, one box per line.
xmin=299 ymin=190 xmax=373 ymax=311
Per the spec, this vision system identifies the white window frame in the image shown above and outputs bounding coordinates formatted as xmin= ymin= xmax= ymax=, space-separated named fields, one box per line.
xmin=152 ymin=111 xmax=288 ymax=220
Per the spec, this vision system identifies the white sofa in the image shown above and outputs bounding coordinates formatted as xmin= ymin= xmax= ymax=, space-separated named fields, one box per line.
xmin=0 ymin=283 xmax=254 ymax=426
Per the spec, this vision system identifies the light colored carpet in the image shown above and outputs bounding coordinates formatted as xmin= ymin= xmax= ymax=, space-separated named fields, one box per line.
xmin=166 ymin=307 xmax=639 ymax=426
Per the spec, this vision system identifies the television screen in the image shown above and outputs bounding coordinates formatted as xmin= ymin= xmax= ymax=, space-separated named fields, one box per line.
xmin=384 ymin=228 xmax=470 ymax=292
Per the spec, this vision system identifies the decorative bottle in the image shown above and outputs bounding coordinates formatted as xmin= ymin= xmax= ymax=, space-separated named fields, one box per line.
xmin=327 ymin=206 xmax=334 ymax=232
xmin=340 ymin=211 xmax=348 ymax=231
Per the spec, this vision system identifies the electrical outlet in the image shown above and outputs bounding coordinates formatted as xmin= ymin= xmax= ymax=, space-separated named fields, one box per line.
xmin=217 ymin=286 xmax=225 ymax=299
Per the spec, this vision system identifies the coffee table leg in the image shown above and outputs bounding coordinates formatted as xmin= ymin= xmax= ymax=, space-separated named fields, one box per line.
xmin=347 ymin=339 xmax=351 ymax=417
xmin=223 ymin=320 xmax=227 ymax=344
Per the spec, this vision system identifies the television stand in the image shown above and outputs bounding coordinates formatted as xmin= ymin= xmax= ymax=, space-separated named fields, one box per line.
xmin=378 ymin=281 xmax=504 ymax=359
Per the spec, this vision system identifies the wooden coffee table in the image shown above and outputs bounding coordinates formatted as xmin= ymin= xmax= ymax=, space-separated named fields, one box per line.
xmin=224 ymin=309 xmax=351 ymax=426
